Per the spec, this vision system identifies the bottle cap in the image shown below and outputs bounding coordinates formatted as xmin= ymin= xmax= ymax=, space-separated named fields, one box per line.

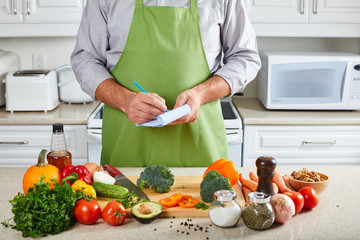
xmin=248 ymin=192 xmax=271 ymax=204
xmin=52 ymin=123 xmax=64 ymax=133
xmin=214 ymin=190 xmax=237 ymax=202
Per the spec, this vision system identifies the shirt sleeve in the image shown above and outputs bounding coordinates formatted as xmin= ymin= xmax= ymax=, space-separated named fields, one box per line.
xmin=214 ymin=0 xmax=261 ymax=96
xmin=70 ymin=0 xmax=112 ymax=100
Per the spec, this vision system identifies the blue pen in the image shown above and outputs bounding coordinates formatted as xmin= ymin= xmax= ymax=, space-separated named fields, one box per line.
xmin=132 ymin=81 xmax=148 ymax=94
xmin=132 ymin=81 xmax=168 ymax=112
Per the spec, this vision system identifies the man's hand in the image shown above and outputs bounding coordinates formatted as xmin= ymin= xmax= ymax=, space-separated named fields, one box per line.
xmin=168 ymin=75 xmax=231 ymax=125
xmin=95 ymin=79 xmax=167 ymax=124
xmin=168 ymin=88 xmax=202 ymax=125
xmin=125 ymin=92 xmax=167 ymax=124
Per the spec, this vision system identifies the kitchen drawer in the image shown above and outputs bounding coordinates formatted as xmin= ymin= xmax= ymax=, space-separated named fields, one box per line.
xmin=0 ymin=125 xmax=87 ymax=167
xmin=243 ymin=125 xmax=360 ymax=166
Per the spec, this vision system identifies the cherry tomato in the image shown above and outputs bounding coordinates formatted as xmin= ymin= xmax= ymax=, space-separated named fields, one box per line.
xmin=283 ymin=191 xmax=304 ymax=214
xmin=74 ymin=199 xmax=101 ymax=225
xmin=102 ymin=201 xmax=127 ymax=226
xmin=299 ymin=187 xmax=319 ymax=210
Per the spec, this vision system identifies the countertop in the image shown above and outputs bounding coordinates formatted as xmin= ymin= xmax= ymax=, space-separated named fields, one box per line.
xmin=1 ymin=166 xmax=359 ymax=240
xmin=2 ymin=97 xmax=360 ymax=126
xmin=0 ymin=101 xmax=100 ymax=125
xmin=233 ymin=97 xmax=360 ymax=125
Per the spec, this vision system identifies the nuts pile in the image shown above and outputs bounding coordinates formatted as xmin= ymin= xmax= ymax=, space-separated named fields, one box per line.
xmin=291 ymin=168 xmax=326 ymax=182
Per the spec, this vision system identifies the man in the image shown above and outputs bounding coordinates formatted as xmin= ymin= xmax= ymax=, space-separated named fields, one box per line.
xmin=71 ymin=0 xmax=261 ymax=167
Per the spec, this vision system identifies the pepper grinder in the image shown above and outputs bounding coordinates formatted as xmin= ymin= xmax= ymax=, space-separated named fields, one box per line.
xmin=256 ymin=156 xmax=277 ymax=195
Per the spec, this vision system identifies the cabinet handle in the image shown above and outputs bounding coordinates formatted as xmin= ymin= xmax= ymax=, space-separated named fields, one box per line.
xmin=26 ymin=0 xmax=31 ymax=15
xmin=12 ymin=0 xmax=17 ymax=14
xmin=0 ymin=140 xmax=29 ymax=144
xmin=303 ymin=140 xmax=336 ymax=145
xmin=313 ymin=0 xmax=318 ymax=14
xmin=300 ymin=0 xmax=305 ymax=14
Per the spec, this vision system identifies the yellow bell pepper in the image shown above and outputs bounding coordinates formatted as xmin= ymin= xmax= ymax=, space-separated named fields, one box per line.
xmin=71 ymin=180 xmax=97 ymax=199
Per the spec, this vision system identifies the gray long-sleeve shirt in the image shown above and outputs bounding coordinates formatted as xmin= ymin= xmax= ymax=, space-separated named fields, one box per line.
xmin=71 ymin=0 xmax=261 ymax=100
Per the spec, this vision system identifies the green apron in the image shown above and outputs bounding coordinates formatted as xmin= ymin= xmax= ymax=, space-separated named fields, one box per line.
xmin=101 ymin=0 xmax=228 ymax=167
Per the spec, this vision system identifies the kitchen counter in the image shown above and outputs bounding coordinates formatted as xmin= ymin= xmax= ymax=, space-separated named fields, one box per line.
xmin=233 ymin=97 xmax=360 ymax=125
xmin=1 ymin=166 xmax=359 ymax=240
xmin=0 ymin=101 xmax=100 ymax=125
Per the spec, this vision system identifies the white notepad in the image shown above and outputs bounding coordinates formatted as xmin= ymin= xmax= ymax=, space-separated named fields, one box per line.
xmin=136 ymin=104 xmax=191 ymax=127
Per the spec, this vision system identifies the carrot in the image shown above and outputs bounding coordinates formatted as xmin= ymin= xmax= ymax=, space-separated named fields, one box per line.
xmin=239 ymin=173 xmax=257 ymax=192
xmin=249 ymin=171 xmax=258 ymax=182
xmin=273 ymin=171 xmax=291 ymax=193
xmin=273 ymin=182 xmax=279 ymax=194
xmin=242 ymin=186 xmax=251 ymax=204
xmin=283 ymin=174 xmax=295 ymax=191
xmin=250 ymin=171 xmax=279 ymax=194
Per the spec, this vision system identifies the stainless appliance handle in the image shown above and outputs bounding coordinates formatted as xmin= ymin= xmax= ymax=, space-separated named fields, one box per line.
xmin=313 ymin=0 xmax=318 ymax=14
xmin=300 ymin=0 xmax=305 ymax=14
xmin=89 ymin=132 xmax=102 ymax=144
xmin=26 ymin=0 xmax=31 ymax=15
xmin=0 ymin=140 xmax=29 ymax=144
xmin=303 ymin=140 xmax=336 ymax=145
xmin=12 ymin=0 xmax=17 ymax=14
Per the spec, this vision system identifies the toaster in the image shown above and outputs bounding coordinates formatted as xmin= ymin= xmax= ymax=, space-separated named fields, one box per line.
xmin=0 ymin=50 xmax=19 ymax=106
xmin=4 ymin=70 xmax=59 ymax=113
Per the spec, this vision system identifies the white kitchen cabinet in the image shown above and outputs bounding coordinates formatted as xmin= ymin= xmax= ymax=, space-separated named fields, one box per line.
xmin=0 ymin=0 xmax=86 ymax=37
xmin=0 ymin=0 xmax=23 ymax=23
xmin=0 ymin=125 xmax=87 ymax=167
xmin=243 ymin=125 xmax=360 ymax=167
xmin=244 ymin=0 xmax=360 ymax=37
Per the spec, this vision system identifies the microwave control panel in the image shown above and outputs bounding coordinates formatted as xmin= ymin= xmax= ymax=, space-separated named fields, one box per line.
xmin=351 ymin=63 xmax=360 ymax=102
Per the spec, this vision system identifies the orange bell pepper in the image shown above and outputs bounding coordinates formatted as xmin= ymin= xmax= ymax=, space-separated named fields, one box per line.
xmin=178 ymin=197 xmax=200 ymax=208
xmin=159 ymin=193 xmax=183 ymax=207
xmin=203 ymin=159 xmax=239 ymax=186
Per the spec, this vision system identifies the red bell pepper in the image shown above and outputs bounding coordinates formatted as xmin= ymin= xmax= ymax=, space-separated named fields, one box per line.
xmin=61 ymin=165 xmax=92 ymax=185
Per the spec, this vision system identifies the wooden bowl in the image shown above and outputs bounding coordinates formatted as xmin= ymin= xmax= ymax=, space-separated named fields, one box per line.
xmin=288 ymin=172 xmax=329 ymax=194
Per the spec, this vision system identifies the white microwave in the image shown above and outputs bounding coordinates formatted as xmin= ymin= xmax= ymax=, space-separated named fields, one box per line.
xmin=258 ymin=51 xmax=360 ymax=110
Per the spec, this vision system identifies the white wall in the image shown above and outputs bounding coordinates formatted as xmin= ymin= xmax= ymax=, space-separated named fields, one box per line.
xmin=0 ymin=37 xmax=76 ymax=70
xmin=0 ymin=37 xmax=359 ymax=98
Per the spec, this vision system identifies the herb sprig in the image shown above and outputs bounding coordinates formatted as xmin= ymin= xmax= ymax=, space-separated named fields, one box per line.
xmin=116 ymin=191 xmax=146 ymax=208
xmin=195 ymin=202 xmax=210 ymax=210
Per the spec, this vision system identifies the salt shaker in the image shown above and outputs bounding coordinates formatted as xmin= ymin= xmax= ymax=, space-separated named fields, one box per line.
xmin=256 ymin=156 xmax=277 ymax=195
xmin=242 ymin=192 xmax=274 ymax=230
xmin=208 ymin=190 xmax=242 ymax=228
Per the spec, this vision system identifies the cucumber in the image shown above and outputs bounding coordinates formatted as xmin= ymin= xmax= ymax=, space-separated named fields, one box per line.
xmin=92 ymin=182 xmax=129 ymax=199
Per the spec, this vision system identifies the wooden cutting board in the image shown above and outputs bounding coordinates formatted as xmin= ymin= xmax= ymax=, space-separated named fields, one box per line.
xmin=99 ymin=176 xmax=245 ymax=218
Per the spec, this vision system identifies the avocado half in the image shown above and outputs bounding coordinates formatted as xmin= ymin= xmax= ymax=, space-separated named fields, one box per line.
xmin=131 ymin=201 xmax=163 ymax=224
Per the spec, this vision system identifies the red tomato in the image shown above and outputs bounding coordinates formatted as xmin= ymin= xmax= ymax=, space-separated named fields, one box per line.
xmin=283 ymin=191 xmax=304 ymax=214
xmin=102 ymin=201 xmax=127 ymax=226
xmin=74 ymin=199 xmax=101 ymax=225
xmin=299 ymin=187 xmax=319 ymax=210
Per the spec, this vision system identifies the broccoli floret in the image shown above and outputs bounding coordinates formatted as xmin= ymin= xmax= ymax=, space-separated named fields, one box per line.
xmin=200 ymin=170 xmax=232 ymax=202
xmin=136 ymin=165 xmax=175 ymax=193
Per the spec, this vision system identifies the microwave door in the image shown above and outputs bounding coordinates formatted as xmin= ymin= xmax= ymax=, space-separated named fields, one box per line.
xmin=270 ymin=62 xmax=347 ymax=109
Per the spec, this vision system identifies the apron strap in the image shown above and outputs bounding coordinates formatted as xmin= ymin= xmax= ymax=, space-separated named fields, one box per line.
xmin=190 ymin=0 xmax=198 ymax=11
xmin=135 ymin=0 xmax=143 ymax=7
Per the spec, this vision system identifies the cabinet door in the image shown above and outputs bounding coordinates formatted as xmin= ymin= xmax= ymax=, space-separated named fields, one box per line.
xmin=243 ymin=125 xmax=360 ymax=166
xmin=245 ymin=0 xmax=308 ymax=23
xmin=23 ymin=0 xmax=84 ymax=23
xmin=0 ymin=125 xmax=87 ymax=167
xmin=309 ymin=0 xmax=360 ymax=23
xmin=0 ymin=0 xmax=22 ymax=23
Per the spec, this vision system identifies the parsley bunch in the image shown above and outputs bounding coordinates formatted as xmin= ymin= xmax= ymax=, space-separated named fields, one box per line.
xmin=1 ymin=177 xmax=82 ymax=238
